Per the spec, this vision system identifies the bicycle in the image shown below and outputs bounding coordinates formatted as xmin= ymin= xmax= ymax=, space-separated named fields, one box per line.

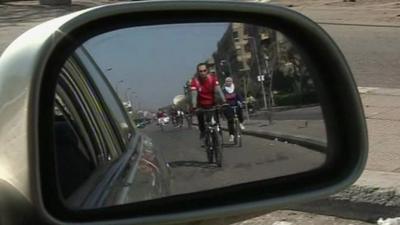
xmin=184 ymin=112 xmax=192 ymax=128
xmin=230 ymin=106 xmax=242 ymax=147
xmin=197 ymin=106 xmax=225 ymax=167
xmin=157 ymin=116 xmax=169 ymax=131
xmin=175 ymin=114 xmax=184 ymax=128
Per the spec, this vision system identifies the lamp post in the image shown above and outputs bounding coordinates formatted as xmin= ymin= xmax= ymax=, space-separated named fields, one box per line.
xmin=265 ymin=55 xmax=275 ymax=107
xmin=248 ymin=36 xmax=267 ymax=110
xmin=129 ymin=91 xmax=136 ymax=108
xmin=131 ymin=93 xmax=140 ymax=110
xmin=124 ymin=88 xmax=131 ymax=102
xmin=115 ymin=80 xmax=124 ymax=99
xmin=243 ymin=74 xmax=250 ymax=121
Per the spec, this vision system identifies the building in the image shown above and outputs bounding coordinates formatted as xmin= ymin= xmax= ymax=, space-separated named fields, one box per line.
xmin=212 ymin=23 xmax=279 ymax=108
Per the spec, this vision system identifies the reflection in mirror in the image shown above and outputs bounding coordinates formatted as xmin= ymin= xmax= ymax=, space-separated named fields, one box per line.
xmin=53 ymin=22 xmax=327 ymax=209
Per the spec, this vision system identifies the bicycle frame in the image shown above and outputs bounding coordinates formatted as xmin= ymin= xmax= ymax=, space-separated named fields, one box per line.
xmin=198 ymin=107 xmax=224 ymax=167
xmin=230 ymin=106 xmax=242 ymax=147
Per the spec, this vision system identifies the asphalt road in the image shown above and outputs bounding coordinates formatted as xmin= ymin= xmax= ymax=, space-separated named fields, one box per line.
xmin=1 ymin=5 xmax=399 ymax=88
xmin=321 ymin=24 xmax=400 ymax=88
xmin=141 ymin=123 xmax=325 ymax=196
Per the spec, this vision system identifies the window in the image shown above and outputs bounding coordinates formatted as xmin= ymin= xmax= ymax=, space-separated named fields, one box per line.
xmin=75 ymin=47 xmax=135 ymax=146
xmin=232 ymin=31 xmax=239 ymax=39
xmin=53 ymin=47 xmax=136 ymax=201
xmin=245 ymin=42 xmax=252 ymax=53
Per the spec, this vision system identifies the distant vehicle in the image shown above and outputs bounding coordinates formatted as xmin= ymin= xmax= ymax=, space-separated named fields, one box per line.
xmin=134 ymin=118 xmax=151 ymax=128
xmin=136 ymin=122 xmax=146 ymax=128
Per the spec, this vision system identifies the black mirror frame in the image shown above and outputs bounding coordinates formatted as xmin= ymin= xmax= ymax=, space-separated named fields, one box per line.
xmin=33 ymin=1 xmax=368 ymax=224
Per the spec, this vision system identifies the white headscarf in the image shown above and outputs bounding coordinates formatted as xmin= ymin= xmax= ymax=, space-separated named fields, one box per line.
xmin=224 ymin=84 xmax=235 ymax=94
xmin=224 ymin=77 xmax=235 ymax=94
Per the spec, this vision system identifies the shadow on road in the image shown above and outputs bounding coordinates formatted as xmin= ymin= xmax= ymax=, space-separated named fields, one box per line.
xmin=222 ymin=142 xmax=243 ymax=148
xmin=168 ymin=161 xmax=217 ymax=169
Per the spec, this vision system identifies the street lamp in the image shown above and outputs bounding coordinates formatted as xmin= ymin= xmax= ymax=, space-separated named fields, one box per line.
xmin=129 ymin=91 xmax=136 ymax=108
xmin=242 ymin=74 xmax=251 ymax=121
xmin=124 ymin=87 xmax=131 ymax=102
xmin=264 ymin=55 xmax=275 ymax=108
xmin=131 ymin=92 xmax=139 ymax=110
xmin=247 ymin=36 xmax=268 ymax=110
xmin=115 ymin=80 xmax=124 ymax=98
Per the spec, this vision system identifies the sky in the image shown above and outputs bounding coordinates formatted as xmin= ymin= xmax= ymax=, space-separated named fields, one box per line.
xmin=84 ymin=23 xmax=229 ymax=110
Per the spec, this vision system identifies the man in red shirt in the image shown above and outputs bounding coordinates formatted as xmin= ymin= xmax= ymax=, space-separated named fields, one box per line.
xmin=191 ymin=63 xmax=225 ymax=140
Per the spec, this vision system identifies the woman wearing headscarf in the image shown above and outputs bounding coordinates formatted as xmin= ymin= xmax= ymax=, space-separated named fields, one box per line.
xmin=222 ymin=77 xmax=245 ymax=142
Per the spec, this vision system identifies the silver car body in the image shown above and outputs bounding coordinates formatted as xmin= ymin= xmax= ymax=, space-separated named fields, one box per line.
xmin=0 ymin=4 xmax=171 ymax=210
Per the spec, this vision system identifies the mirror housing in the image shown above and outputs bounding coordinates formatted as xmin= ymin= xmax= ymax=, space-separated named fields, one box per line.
xmin=0 ymin=1 xmax=368 ymax=224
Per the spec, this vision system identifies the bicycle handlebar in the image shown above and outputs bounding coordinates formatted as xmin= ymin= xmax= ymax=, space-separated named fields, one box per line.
xmin=194 ymin=104 xmax=230 ymax=113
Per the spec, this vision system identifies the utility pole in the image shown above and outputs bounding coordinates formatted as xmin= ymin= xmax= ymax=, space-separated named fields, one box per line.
xmin=129 ymin=91 xmax=137 ymax=109
xmin=249 ymin=37 xmax=267 ymax=110
xmin=265 ymin=55 xmax=275 ymax=107
xmin=243 ymin=73 xmax=250 ymax=121
xmin=124 ymin=88 xmax=131 ymax=102
xmin=115 ymin=80 xmax=124 ymax=100
xmin=257 ymin=75 xmax=268 ymax=110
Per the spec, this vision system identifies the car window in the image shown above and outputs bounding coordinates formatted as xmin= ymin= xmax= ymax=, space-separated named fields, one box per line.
xmin=53 ymin=50 xmax=137 ymax=201
xmin=74 ymin=47 xmax=135 ymax=146
xmin=59 ymin=58 xmax=122 ymax=159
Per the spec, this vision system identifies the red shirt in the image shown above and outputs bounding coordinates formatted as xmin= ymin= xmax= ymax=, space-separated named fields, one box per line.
xmin=190 ymin=74 xmax=220 ymax=108
xmin=157 ymin=112 xmax=165 ymax=118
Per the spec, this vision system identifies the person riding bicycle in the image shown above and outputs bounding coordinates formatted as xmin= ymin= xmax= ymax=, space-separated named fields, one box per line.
xmin=156 ymin=109 xmax=167 ymax=125
xmin=169 ymin=106 xmax=178 ymax=125
xmin=176 ymin=109 xmax=185 ymax=127
xmin=190 ymin=63 xmax=226 ymax=142
xmin=222 ymin=77 xmax=245 ymax=142
xmin=172 ymin=107 xmax=184 ymax=127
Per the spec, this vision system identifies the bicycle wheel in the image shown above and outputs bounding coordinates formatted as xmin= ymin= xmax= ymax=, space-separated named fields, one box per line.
xmin=212 ymin=130 xmax=223 ymax=167
xmin=186 ymin=115 xmax=192 ymax=128
xmin=205 ymin=132 xmax=213 ymax=163
xmin=233 ymin=119 xmax=239 ymax=145
xmin=235 ymin=119 xmax=242 ymax=147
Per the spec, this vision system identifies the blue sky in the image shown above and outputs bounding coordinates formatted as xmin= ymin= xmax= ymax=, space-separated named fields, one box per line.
xmin=84 ymin=23 xmax=229 ymax=110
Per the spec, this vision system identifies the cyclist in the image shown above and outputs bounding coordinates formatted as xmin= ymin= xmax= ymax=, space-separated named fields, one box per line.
xmin=176 ymin=109 xmax=185 ymax=127
xmin=156 ymin=109 xmax=167 ymax=126
xmin=169 ymin=106 xmax=178 ymax=126
xmin=222 ymin=77 xmax=245 ymax=142
xmin=190 ymin=63 xmax=226 ymax=142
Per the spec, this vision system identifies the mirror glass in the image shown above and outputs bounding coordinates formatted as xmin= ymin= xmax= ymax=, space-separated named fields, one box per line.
xmin=52 ymin=22 xmax=327 ymax=209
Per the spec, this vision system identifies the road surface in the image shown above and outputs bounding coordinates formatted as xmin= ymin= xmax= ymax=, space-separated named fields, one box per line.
xmin=141 ymin=123 xmax=325 ymax=196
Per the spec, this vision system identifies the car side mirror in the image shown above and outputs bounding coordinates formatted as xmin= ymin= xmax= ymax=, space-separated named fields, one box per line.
xmin=0 ymin=1 xmax=368 ymax=224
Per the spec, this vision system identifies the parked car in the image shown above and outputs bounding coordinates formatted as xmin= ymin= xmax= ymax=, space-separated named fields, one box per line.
xmin=134 ymin=119 xmax=147 ymax=128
